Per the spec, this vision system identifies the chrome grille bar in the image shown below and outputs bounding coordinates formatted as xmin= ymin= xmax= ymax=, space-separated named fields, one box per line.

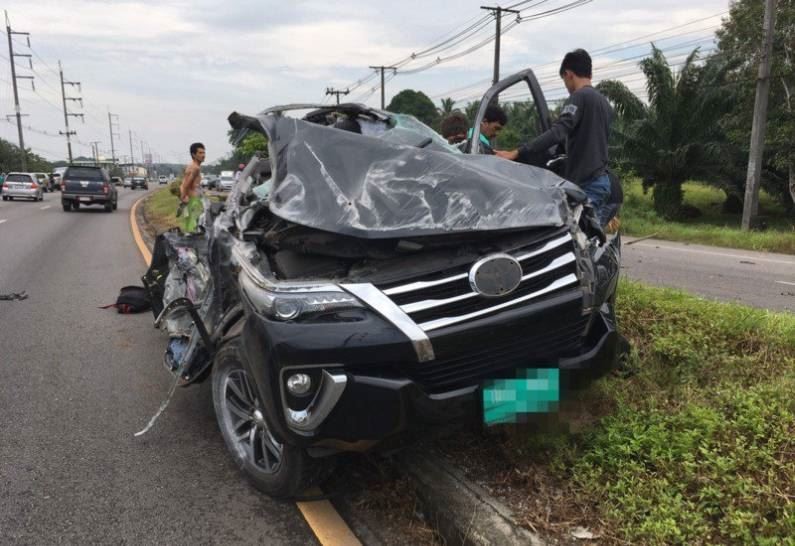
xmin=383 ymin=272 xmax=468 ymax=296
xmin=418 ymin=274 xmax=580 ymax=332
xmin=400 ymin=253 xmax=576 ymax=315
xmin=514 ymin=233 xmax=572 ymax=262
xmin=383 ymin=232 xmax=572 ymax=297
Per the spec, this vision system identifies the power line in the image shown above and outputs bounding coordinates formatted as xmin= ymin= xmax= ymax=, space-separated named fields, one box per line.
xmin=448 ymin=35 xmax=720 ymax=103
xmin=337 ymin=0 xmax=591 ymax=102
xmin=431 ymin=10 xmax=728 ymax=101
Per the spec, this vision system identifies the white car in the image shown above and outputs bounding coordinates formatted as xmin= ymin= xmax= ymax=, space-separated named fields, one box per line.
xmin=2 ymin=172 xmax=44 ymax=201
xmin=123 ymin=178 xmax=132 ymax=188
xmin=218 ymin=170 xmax=235 ymax=191
xmin=158 ymin=175 xmax=168 ymax=184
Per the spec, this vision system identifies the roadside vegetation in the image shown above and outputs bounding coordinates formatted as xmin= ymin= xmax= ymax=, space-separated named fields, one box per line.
xmin=621 ymin=178 xmax=795 ymax=254
xmin=142 ymin=183 xmax=181 ymax=233
xmin=444 ymin=280 xmax=795 ymax=545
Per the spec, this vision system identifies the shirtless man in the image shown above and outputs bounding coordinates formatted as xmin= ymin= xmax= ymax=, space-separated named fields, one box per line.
xmin=180 ymin=142 xmax=205 ymax=202
xmin=179 ymin=142 xmax=205 ymax=232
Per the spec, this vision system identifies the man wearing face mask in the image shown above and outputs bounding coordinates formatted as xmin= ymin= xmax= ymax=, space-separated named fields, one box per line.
xmin=496 ymin=49 xmax=613 ymax=224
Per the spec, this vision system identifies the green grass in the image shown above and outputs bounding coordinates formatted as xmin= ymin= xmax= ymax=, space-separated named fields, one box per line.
xmin=143 ymin=184 xmax=181 ymax=233
xmin=621 ymin=179 xmax=795 ymax=254
xmin=508 ymin=281 xmax=795 ymax=545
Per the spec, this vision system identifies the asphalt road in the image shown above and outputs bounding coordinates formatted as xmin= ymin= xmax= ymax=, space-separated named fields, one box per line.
xmin=0 ymin=189 xmax=318 ymax=545
xmin=622 ymin=236 xmax=795 ymax=312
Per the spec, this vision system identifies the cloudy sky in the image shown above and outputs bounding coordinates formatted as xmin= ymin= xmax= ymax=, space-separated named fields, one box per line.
xmin=3 ymin=0 xmax=731 ymax=164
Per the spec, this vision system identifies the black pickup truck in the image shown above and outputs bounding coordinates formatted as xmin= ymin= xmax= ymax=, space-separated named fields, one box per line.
xmin=61 ymin=165 xmax=118 ymax=212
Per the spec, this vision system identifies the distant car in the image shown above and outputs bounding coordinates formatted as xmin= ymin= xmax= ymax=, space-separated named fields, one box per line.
xmin=111 ymin=176 xmax=123 ymax=187
xmin=200 ymin=177 xmax=210 ymax=188
xmin=131 ymin=177 xmax=148 ymax=190
xmin=158 ymin=175 xmax=168 ymax=184
xmin=61 ymin=165 xmax=117 ymax=212
xmin=51 ymin=173 xmax=62 ymax=191
xmin=2 ymin=172 xmax=44 ymax=201
xmin=218 ymin=170 xmax=235 ymax=191
xmin=123 ymin=177 xmax=132 ymax=188
xmin=33 ymin=172 xmax=51 ymax=192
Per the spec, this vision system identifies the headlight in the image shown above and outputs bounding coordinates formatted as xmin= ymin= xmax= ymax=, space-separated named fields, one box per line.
xmin=234 ymin=243 xmax=364 ymax=321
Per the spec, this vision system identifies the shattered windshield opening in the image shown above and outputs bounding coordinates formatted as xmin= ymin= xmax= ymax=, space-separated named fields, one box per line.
xmin=376 ymin=114 xmax=461 ymax=153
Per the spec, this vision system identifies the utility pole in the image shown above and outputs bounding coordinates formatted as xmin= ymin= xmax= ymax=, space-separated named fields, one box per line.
xmin=325 ymin=87 xmax=350 ymax=105
xmin=6 ymin=10 xmax=33 ymax=170
xmin=89 ymin=141 xmax=101 ymax=164
xmin=59 ymin=60 xmax=83 ymax=163
xmin=742 ymin=0 xmax=777 ymax=231
xmin=369 ymin=66 xmax=397 ymax=109
xmin=128 ymin=130 xmax=136 ymax=174
xmin=480 ymin=5 xmax=520 ymax=86
xmin=108 ymin=112 xmax=119 ymax=165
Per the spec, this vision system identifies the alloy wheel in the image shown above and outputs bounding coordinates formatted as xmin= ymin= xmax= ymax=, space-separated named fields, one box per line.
xmin=219 ymin=368 xmax=283 ymax=473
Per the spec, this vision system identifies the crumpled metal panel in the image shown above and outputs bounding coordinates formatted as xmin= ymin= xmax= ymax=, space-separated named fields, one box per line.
xmin=259 ymin=116 xmax=574 ymax=239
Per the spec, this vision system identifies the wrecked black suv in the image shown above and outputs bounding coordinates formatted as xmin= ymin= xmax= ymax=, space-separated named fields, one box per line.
xmin=143 ymin=70 xmax=622 ymax=498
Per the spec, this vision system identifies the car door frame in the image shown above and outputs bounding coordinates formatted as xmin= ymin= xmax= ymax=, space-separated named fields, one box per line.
xmin=468 ymin=68 xmax=552 ymax=155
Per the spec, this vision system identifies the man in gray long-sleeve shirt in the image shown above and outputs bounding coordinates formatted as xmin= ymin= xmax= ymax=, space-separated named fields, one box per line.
xmin=496 ymin=49 xmax=613 ymax=223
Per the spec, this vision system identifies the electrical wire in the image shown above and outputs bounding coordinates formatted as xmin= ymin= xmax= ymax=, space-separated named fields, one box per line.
xmin=432 ymin=10 xmax=728 ymax=102
xmin=333 ymin=0 xmax=592 ymax=100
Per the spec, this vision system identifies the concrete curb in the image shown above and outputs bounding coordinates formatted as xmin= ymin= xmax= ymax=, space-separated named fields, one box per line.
xmin=397 ymin=448 xmax=548 ymax=546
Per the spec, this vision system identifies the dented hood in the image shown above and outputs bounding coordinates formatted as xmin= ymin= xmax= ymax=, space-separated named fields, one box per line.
xmin=257 ymin=115 xmax=573 ymax=239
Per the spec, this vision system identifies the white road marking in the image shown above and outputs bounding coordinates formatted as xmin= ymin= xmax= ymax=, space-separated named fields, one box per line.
xmin=40 ymin=205 xmax=51 ymax=210
xmin=0 ymin=219 xmax=7 ymax=224
xmin=632 ymin=241 xmax=795 ymax=266
xmin=775 ymin=280 xmax=795 ymax=287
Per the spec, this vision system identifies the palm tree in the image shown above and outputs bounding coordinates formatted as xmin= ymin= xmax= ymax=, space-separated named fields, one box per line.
xmin=464 ymin=101 xmax=480 ymax=125
xmin=439 ymin=97 xmax=456 ymax=116
xmin=597 ymin=46 xmax=733 ymax=218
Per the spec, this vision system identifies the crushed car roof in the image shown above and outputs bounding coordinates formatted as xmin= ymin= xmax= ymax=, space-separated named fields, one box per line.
xmin=232 ymin=110 xmax=576 ymax=239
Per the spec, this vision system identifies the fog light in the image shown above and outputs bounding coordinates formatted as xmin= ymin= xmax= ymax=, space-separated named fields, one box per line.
xmin=287 ymin=373 xmax=312 ymax=395
xmin=274 ymin=299 xmax=301 ymax=320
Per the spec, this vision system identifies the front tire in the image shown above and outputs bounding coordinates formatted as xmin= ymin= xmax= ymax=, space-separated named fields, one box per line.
xmin=211 ymin=339 xmax=333 ymax=498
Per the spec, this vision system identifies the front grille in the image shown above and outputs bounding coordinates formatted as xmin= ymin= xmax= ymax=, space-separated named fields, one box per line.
xmin=406 ymin=310 xmax=590 ymax=392
xmin=378 ymin=227 xmax=581 ymax=332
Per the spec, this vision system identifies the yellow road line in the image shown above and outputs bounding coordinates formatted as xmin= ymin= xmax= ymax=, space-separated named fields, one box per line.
xmin=297 ymin=488 xmax=362 ymax=546
xmin=130 ymin=195 xmax=152 ymax=266
xmin=128 ymin=195 xmax=360 ymax=545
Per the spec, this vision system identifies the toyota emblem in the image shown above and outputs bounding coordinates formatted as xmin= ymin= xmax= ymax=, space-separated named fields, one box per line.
xmin=469 ymin=254 xmax=523 ymax=298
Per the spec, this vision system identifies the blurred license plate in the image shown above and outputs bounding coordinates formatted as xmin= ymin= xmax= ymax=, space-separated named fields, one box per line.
xmin=482 ymin=368 xmax=560 ymax=425
xmin=80 ymin=197 xmax=91 ymax=202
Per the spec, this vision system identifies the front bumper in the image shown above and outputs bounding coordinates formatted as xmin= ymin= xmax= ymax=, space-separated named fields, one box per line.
xmin=240 ymin=288 xmax=619 ymax=450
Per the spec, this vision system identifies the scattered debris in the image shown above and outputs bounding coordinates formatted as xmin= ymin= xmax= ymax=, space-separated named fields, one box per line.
xmin=0 ymin=291 xmax=28 ymax=301
xmin=571 ymin=526 xmax=596 ymax=540
xmin=740 ymin=260 xmax=756 ymax=265
xmin=134 ymin=373 xmax=181 ymax=437
xmin=624 ymin=233 xmax=658 ymax=245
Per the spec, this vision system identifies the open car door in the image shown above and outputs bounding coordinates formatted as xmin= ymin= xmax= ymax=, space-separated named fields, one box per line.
xmin=468 ymin=68 xmax=566 ymax=172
